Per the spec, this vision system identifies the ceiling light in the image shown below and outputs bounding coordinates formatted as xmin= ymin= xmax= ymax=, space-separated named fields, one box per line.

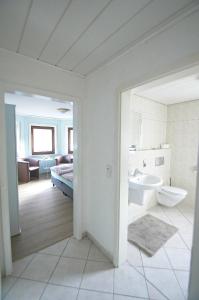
xmin=57 ymin=108 xmax=70 ymax=113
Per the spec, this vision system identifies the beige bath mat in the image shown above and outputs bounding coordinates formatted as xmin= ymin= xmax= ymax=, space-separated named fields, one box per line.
xmin=128 ymin=214 xmax=178 ymax=256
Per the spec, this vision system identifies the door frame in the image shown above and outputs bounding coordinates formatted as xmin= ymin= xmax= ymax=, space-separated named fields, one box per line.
xmin=0 ymin=81 xmax=83 ymax=275
xmin=114 ymin=63 xmax=199 ymax=298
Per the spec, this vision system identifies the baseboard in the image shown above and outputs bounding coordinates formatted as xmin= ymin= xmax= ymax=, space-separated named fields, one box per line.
xmin=85 ymin=231 xmax=114 ymax=265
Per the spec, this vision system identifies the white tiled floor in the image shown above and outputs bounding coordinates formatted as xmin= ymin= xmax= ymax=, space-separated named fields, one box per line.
xmin=127 ymin=204 xmax=194 ymax=300
xmin=2 ymin=204 xmax=193 ymax=300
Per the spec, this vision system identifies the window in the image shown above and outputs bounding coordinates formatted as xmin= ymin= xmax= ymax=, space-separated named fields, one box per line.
xmin=31 ymin=126 xmax=55 ymax=155
xmin=68 ymin=127 xmax=73 ymax=154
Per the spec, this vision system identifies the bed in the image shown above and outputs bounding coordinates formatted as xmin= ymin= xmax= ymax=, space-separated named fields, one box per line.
xmin=50 ymin=164 xmax=73 ymax=199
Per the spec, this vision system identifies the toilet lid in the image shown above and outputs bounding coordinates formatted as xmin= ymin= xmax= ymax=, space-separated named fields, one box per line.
xmin=161 ymin=186 xmax=187 ymax=196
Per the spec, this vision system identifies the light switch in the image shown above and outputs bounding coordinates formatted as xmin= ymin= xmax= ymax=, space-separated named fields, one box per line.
xmin=106 ymin=164 xmax=112 ymax=178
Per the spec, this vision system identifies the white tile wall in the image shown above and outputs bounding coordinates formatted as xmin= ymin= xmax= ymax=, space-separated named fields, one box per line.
xmin=128 ymin=95 xmax=169 ymax=221
xmin=129 ymin=96 xmax=199 ymax=213
xmin=167 ymin=100 xmax=199 ymax=206
xmin=130 ymin=94 xmax=167 ymax=149
xmin=129 ymin=149 xmax=171 ymax=184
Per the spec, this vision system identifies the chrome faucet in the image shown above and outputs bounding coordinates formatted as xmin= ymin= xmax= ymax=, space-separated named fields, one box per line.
xmin=133 ymin=169 xmax=142 ymax=176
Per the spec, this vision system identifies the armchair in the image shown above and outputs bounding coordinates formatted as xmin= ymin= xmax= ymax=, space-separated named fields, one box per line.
xmin=18 ymin=158 xmax=40 ymax=183
xmin=55 ymin=154 xmax=73 ymax=165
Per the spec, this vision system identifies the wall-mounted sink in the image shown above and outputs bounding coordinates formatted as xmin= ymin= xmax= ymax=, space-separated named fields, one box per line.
xmin=129 ymin=173 xmax=163 ymax=191
xmin=128 ymin=170 xmax=163 ymax=206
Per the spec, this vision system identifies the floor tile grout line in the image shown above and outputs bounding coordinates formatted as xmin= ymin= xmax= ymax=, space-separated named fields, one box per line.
xmin=162 ymin=205 xmax=192 ymax=228
xmin=164 ymin=245 xmax=190 ymax=250
xmin=37 ymin=238 xmax=70 ymax=257
xmin=112 ymin=274 xmax=115 ymax=300
xmin=139 ymin=247 xmax=150 ymax=299
xmin=48 ymin=238 xmax=70 ymax=282
xmin=173 ymin=269 xmax=189 ymax=299
xmin=38 ymin=283 xmax=48 ymax=300
xmin=113 ymin=267 xmax=115 ymax=299
xmin=16 ymin=263 xmax=190 ymax=285
xmin=76 ymin=240 xmax=93 ymax=299
xmin=5 ymin=275 xmax=150 ymax=299
xmin=127 ymin=262 xmax=170 ymax=300
xmin=17 ymin=253 xmax=37 ymax=278
xmin=128 ymin=246 xmax=190 ymax=271
xmin=36 ymin=250 xmax=110 ymax=263
xmin=177 ymin=231 xmax=192 ymax=251
xmin=13 ymin=275 xmax=80 ymax=290
xmin=130 ymin=265 xmax=170 ymax=300
xmin=38 ymin=237 xmax=71 ymax=300
xmin=7 ymin=264 xmax=189 ymax=300
xmin=60 ymin=237 xmax=71 ymax=257
xmin=141 ymin=265 xmax=190 ymax=272
xmin=163 ymin=247 xmax=187 ymax=300
xmin=113 ymin=291 xmax=149 ymax=300
xmin=2 ymin=276 xmax=18 ymax=299
xmin=176 ymin=206 xmax=194 ymax=226
xmin=79 ymin=287 xmax=115 ymax=297
xmin=160 ymin=206 xmax=192 ymax=251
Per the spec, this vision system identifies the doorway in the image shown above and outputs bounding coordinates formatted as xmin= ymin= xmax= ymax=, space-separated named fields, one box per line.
xmin=1 ymin=85 xmax=82 ymax=275
xmin=5 ymin=91 xmax=75 ymax=260
xmin=118 ymin=66 xmax=199 ymax=299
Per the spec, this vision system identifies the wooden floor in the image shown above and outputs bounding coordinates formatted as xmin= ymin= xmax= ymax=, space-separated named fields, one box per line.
xmin=12 ymin=176 xmax=73 ymax=261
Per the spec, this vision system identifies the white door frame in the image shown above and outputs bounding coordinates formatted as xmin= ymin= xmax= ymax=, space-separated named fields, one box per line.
xmin=114 ymin=63 xmax=199 ymax=297
xmin=0 ymin=81 xmax=83 ymax=276
xmin=188 ymin=145 xmax=199 ymax=299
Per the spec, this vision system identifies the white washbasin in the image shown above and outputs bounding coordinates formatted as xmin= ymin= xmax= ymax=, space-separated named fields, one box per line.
xmin=129 ymin=173 xmax=163 ymax=190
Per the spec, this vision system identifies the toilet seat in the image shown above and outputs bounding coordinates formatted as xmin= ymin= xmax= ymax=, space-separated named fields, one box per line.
xmin=157 ymin=185 xmax=187 ymax=207
xmin=161 ymin=186 xmax=187 ymax=196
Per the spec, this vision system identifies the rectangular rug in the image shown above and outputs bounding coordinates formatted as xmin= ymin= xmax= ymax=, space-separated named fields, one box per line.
xmin=128 ymin=214 xmax=178 ymax=256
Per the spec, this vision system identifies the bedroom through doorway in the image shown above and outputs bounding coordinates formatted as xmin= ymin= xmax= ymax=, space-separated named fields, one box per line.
xmin=5 ymin=91 xmax=75 ymax=261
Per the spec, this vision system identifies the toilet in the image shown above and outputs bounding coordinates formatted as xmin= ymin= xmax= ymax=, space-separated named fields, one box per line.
xmin=157 ymin=186 xmax=187 ymax=207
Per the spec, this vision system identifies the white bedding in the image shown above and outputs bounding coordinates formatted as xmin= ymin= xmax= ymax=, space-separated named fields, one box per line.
xmin=50 ymin=163 xmax=73 ymax=175
xmin=50 ymin=163 xmax=73 ymax=188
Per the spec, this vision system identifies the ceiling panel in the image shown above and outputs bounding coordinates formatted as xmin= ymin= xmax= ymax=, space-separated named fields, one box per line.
xmin=39 ymin=0 xmax=110 ymax=65
xmin=74 ymin=0 xmax=193 ymax=75
xmin=18 ymin=0 xmax=70 ymax=58
xmin=136 ymin=75 xmax=199 ymax=105
xmin=58 ymin=0 xmax=149 ymax=70
xmin=0 ymin=0 xmax=195 ymax=76
xmin=0 ymin=0 xmax=32 ymax=51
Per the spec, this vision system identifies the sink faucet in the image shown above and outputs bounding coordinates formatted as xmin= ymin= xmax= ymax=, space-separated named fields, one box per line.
xmin=133 ymin=169 xmax=142 ymax=176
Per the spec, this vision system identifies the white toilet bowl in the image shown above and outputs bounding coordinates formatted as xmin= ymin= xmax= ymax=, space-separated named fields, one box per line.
xmin=157 ymin=186 xmax=187 ymax=207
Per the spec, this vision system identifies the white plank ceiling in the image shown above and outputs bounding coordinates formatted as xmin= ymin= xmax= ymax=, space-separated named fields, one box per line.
xmin=0 ymin=0 xmax=196 ymax=76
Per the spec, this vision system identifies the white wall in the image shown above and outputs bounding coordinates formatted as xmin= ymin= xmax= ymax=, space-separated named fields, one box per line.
xmin=167 ymin=100 xmax=199 ymax=207
xmin=130 ymin=94 xmax=167 ymax=149
xmin=0 ymin=48 xmax=85 ymax=99
xmin=84 ymin=9 xmax=199 ymax=263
